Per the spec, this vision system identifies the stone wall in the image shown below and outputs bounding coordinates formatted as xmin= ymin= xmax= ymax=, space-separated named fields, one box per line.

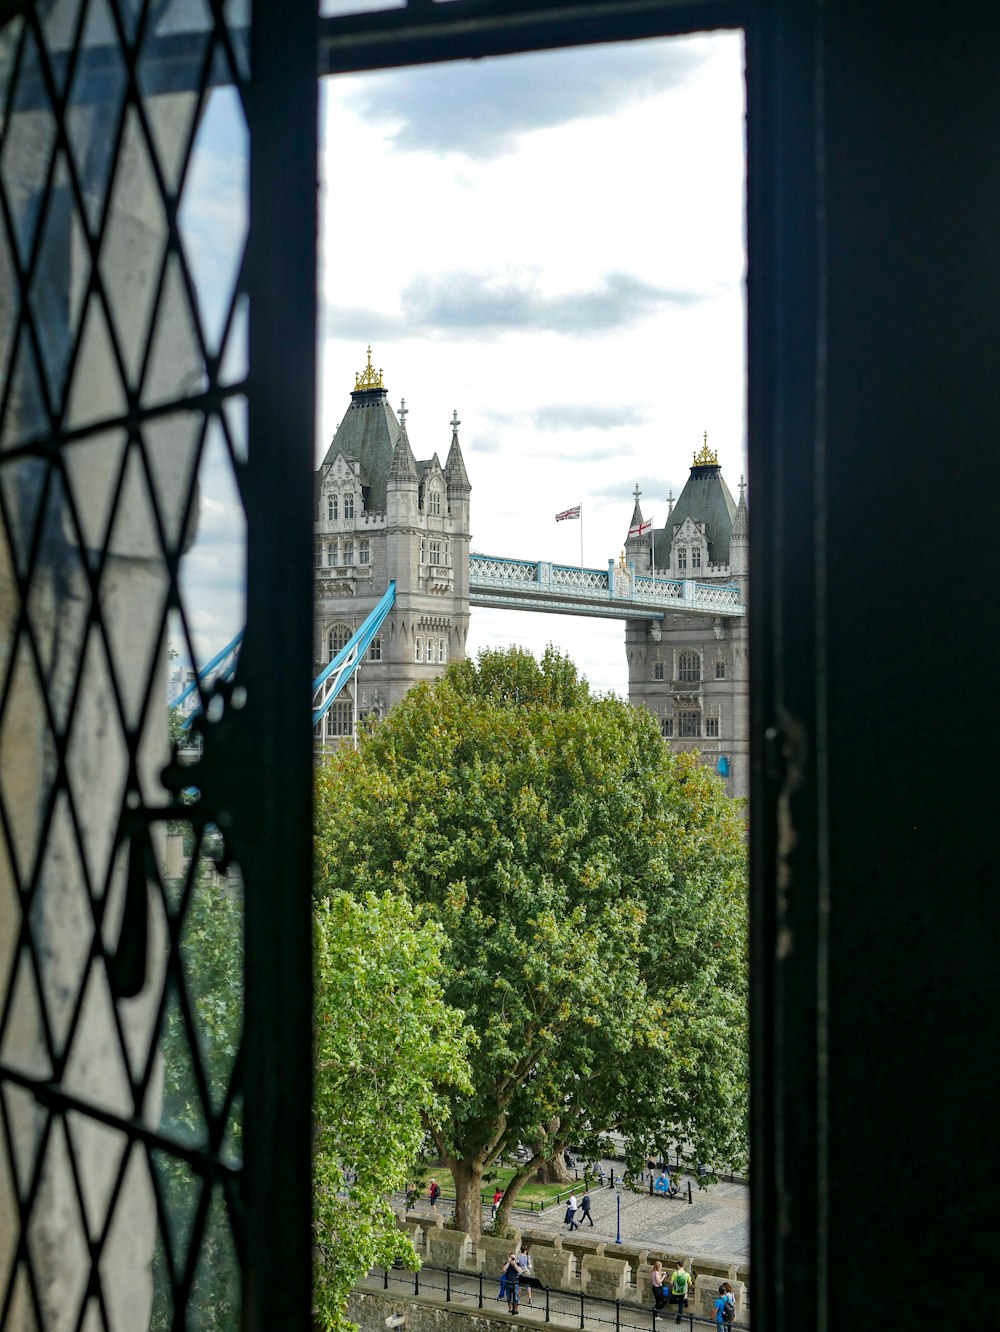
xmin=391 ymin=1210 xmax=750 ymax=1314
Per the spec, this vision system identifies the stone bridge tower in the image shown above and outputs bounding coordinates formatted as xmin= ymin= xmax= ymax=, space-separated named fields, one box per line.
xmin=624 ymin=436 xmax=749 ymax=802
xmin=313 ymin=350 xmax=471 ymax=742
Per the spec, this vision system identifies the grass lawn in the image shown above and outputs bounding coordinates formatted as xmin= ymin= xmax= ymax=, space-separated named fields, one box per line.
xmin=430 ymin=1164 xmax=590 ymax=1207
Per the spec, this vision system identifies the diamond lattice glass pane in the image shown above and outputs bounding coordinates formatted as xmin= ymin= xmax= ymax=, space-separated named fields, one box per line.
xmin=61 ymin=427 xmax=129 ymax=565
xmin=141 ymin=251 xmax=207 ymax=407
xmin=98 ymin=440 xmax=172 ymax=729
xmin=64 ymin=1110 xmax=130 ymax=1243
xmin=29 ymin=792 xmax=95 ymax=1057
xmin=150 ymin=1144 xmax=209 ymax=1300
xmin=139 ymin=411 xmax=204 ymax=555
xmin=26 ymin=1114 xmax=91 ymax=1324
xmin=218 ymin=290 xmax=247 ymax=388
xmin=135 ymin=0 xmax=212 ymax=198
xmin=96 ymin=104 xmax=168 ymax=390
xmin=27 ymin=154 xmax=89 ymax=407
xmin=179 ymin=859 xmax=242 ymax=1118
xmin=64 ymin=626 xmax=129 ymax=899
xmin=0 ymin=636 xmax=56 ymax=885
xmin=178 ymin=84 xmax=247 ymax=355
xmin=39 ymin=0 xmax=85 ymax=101
xmin=187 ymin=1182 xmax=240 ymax=1330
xmin=98 ymin=1141 xmax=160 ymax=1329
xmin=0 ymin=335 xmax=49 ymax=451
xmin=65 ymin=0 xmax=130 ymax=235
xmin=64 ymin=290 xmax=128 ymax=430
xmin=0 ymin=23 xmax=58 ymax=267
xmin=0 ymin=188 xmax=19 ymax=392
xmin=1 ymin=0 xmax=252 ymax=1321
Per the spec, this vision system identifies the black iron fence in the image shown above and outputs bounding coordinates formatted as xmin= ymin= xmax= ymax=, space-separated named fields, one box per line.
xmin=368 ymin=1264 xmax=748 ymax=1331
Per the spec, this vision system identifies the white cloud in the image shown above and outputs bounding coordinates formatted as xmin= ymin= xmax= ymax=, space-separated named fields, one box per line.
xmin=318 ymin=31 xmax=746 ymax=695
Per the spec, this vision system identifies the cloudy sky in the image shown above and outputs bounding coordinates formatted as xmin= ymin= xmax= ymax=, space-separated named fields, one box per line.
xmin=318 ymin=29 xmax=746 ymax=695
xmin=175 ymin=29 xmax=746 ymax=698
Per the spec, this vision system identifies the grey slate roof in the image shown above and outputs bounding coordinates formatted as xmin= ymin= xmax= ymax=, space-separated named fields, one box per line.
xmin=318 ymin=386 xmax=400 ymax=513
xmin=654 ymin=462 xmax=739 ymax=570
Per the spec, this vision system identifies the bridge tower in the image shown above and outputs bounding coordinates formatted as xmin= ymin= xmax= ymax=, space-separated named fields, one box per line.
xmin=314 ymin=350 xmax=471 ymax=742
xmin=624 ymin=436 xmax=749 ymax=801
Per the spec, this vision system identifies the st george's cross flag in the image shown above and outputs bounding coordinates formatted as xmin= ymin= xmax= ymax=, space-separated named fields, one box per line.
xmin=629 ymin=518 xmax=652 ymax=537
xmin=555 ymin=505 xmax=581 ymax=522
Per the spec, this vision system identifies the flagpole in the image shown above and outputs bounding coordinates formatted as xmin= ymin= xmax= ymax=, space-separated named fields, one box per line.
xmin=650 ymin=517 xmax=655 ymax=576
xmin=580 ymin=503 xmax=584 ymax=569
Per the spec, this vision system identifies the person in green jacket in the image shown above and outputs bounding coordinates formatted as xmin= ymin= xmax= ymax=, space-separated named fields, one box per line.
xmin=670 ymin=1261 xmax=690 ymax=1323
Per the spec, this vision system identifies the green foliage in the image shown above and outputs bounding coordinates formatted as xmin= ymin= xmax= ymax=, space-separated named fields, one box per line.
xmin=313 ymin=890 xmax=472 ymax=1332
xmin=152 ymin=856 xmax=243 ymax=1331
xmin=315 ymin=646 xmax=748 ymax=1231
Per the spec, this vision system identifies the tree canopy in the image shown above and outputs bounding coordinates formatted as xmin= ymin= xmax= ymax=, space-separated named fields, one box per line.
xmin=313 ymin=890 xmax=472 ymax=1331
xmin=315 ymin=646 xmax=748 ymax=1237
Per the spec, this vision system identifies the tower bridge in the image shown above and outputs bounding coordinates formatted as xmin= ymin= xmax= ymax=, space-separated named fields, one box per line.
xmin=468 ymin=553 xmax=746 ymax=621
xmin=306 ymin=352 xmax=749 ymax=799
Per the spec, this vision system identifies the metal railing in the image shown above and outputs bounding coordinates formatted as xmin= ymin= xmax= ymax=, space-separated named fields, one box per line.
xmin=369 ymin=1264 xmax=748 ymax=1331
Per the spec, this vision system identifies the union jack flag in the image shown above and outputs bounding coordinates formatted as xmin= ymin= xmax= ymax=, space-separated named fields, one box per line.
xmin=555 ymin=505 xmax=581 ymax=522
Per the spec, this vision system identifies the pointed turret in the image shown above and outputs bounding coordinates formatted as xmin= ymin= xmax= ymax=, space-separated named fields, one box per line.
xmin=445 ymin=409 xmax=471 ymax=492
xmin=388 ymin=397 xmax=418 ymax=482
xmin=627 ymin=482 xmax=644 ymax=533
xmin=730 ymin=474 xmax=749 ymax=576
xmin=625 ymin=483 xmax=652 ymax=574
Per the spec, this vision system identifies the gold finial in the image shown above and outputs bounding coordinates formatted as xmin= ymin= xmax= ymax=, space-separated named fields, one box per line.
xmin=354 ymin=345 xmax=384 ymax=392
xmin=693 ymin=430 xmax=719 ymax=467
xmin=618 ymin=549 xmax=628 ymax=571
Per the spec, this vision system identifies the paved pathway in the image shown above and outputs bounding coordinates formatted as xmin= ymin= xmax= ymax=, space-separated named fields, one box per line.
xmin=519 ymin=1176 xmax=749 ymax=1267
xmin=405 ymin=1162 xmax=749 ymax=1268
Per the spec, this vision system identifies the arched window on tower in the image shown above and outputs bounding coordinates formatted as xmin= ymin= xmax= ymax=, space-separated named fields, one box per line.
xmin=678 ymin=650 xmax=701 ymax=683
xmin=691 ymin=545 xmax=702 ymax=570
xmin=328 ymin=624 xmax=350 ymax=660
xmin=327 ymin=495 xmax=336 ymax=521
xmin=343 ymin=493 xmax=355 ymax=519
xmin=677 ymin=546 xmax=687 ymax=572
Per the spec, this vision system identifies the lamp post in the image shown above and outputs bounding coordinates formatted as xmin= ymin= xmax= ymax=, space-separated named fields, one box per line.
xmin=615 ymin=1179 xmax=622 ymax=1245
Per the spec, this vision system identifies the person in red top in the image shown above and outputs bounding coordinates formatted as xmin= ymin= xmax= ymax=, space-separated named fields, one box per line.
xmin=491 ymin=1188 xmax=503 ymax=1219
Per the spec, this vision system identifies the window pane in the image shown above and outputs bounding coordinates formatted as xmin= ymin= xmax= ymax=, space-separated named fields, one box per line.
xmin=0 ymin=4 xmax=249 ymax=1324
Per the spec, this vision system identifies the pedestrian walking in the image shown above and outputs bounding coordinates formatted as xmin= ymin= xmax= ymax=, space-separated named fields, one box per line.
xmin=515 ymin=1245 xmax=534 ymax=1306
xmin=670 ymin=1261 xmax=690 ymax=1323
xmin=428 ymin=1179 xmax=440 ymax=1210
xmin=650 ymin=1261 xmax=667 ymax=1311
xmin=579 ymin=1190 xmax=595 ymax=1226
xmin=491 ymin=1187 xmax=503 ymax=1220
xmin=564 ymin=1192 xmax=579 ymax=1230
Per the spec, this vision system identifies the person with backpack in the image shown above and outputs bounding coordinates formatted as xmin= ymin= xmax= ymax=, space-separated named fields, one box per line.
xmin=714 ymin=1282 xmax=736 ymax=1325
xmin=670 ymin=1261 xmax=690 ymax=1323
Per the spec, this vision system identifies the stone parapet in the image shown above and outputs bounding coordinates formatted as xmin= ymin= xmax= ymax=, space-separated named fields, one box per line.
xmin=693 ymin=1274 xmax=747 ymax=1323
xmin=581 ymin=1255 xmax=630 ymax=1300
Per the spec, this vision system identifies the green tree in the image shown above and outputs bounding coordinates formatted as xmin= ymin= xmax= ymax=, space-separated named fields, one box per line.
xmin=313 ymin=889 xmax=472 ymax=1332
xmin=315 ymin=647 xmax=748 ymax=1239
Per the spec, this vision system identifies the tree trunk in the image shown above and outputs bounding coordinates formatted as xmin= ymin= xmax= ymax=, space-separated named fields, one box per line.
xmin=536 ymin=1152 xmax=573 ymax=1184
xmin=450 ymin=1158 xmax=485 ymax=1239
xmin=494 ymin=1160 xmax=541 ymax=1234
